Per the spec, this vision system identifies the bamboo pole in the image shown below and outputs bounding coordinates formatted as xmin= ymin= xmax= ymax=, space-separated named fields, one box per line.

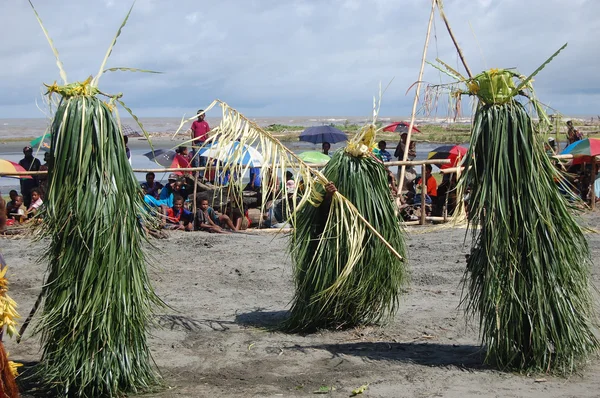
xmin=420 ymin=163 xmax=427 ymax=225
xmin=0 ymin=159 xmax=451 ymax=177
xmin=592 ymin=157 xmax=597 ymax=210
xmin=397 ymin=0 xmax=436 ymax=200
xmin=192 ymin=173 xmax=198 ymax=227
xmin=435 ymin=0 xmax=473 ymax=79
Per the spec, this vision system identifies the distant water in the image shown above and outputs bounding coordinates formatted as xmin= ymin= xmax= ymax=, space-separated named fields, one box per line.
xmin=2 ymin=114 xmax=596 ymax=139
xmin=0 ymin=116 xmax=476 ymax=139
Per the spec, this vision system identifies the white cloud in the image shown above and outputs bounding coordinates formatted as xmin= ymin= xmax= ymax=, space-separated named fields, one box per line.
xmin=0 ymin=1 xmax=598 ymax=118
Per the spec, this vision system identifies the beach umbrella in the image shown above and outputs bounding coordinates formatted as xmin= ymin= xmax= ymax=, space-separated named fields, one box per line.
xmin=0 ymin=159 xmax=32 ymax=179
xmin=299 ymin=126 xmax=347 ymax=144
xmin=198 ymin=141 xmax=264 ymax=166
xmin=298 ymin=151 xmax=331 ymax=164
xmin=560 ymin=138 xmax=600 ymax=164
xmin=427 ymin=145 xmax=467 ymax=169
xmin=383 ymin=121 xmax=421 ymax=134
xmin=30 ymin=132 xmax=52 ymax=151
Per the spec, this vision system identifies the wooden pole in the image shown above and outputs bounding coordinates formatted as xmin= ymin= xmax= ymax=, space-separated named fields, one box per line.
xmin=592 ymin=157 xmax=597 ymax=210
xmin=435 ymin=0 xmax=473 ymax=79
xmin=0 ymin=159 xmax=451 ymax=177
xmin=420 ymin=163 xmax=427 ymax=225
xmin=192 ymin=173 xmax=199 ymax=228
xmin=397 ymin=0 xmax=436 ymax=200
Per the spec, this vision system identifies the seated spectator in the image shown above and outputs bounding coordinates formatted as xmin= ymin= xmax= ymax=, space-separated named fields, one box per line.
xmin=0 ymin=192 xmax=5 ymax=232
xmin=224 ymin=204 xmax=250 ymax=230
xmin=378 ymin=140 xmax=393 ymax=162
xmin=263 ymin=180 xmax=299 ymax=227
xmin=27 ymin=189 xmax=43 ymax=218
xmin=414 ymin=165 xmax=437 ymax=214
xmin=436 ymin=173 xmax=458 ymax=216
xmin=5 ymin=190 xmax=18 ymax=215
xmin=7 ymin=195 xmax=26 ymax=223
xmin=164 ymin=195 xmax=193 ymax=231
xmin=141 ymin=172 xmax=163 ymax=199
xmin=195 ymin=199 xmax=237 ymax=233
xmin=244 ymin=167 xmax=262 ymax=193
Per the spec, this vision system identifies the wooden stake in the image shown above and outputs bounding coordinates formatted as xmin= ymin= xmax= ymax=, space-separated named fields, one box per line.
xmin=397 ymin=0 xmax=436 ymax=201
xmin=192 ymin=173 xmax=199 ymax=228
xmin=421 ymin=163 xmax=427 ymax=225
xmin=435 ymin=0 xmax=473 ymax=79
xmin=592 ymin=157 xmax=597 ymax=210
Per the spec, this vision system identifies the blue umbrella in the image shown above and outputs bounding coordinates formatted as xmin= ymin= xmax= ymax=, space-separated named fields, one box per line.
xmin=299 ymin=125 xmax=347 ymax=144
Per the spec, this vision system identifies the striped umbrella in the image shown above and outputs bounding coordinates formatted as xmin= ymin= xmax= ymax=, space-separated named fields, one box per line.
xmin=0 ymin=159 xmax=32 ymax=179
xmin=560 ymin=138 xmax=600 ymax=165
xmin=427 ymin=145 xmax=468 ymax=169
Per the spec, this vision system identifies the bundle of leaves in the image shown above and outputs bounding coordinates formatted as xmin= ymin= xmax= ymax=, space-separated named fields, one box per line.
xmin=34 ymin=92 xmax=162 ymax=397
xmin=461 ymin=65 xmax=599 ymax=372
xmin=285 ymin=150 xmax=407 ymax=332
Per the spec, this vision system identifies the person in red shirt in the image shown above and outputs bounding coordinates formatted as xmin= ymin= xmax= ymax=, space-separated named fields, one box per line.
xmin=418 ymin=164 xmax=437 ymax=198
xmin=190 ymin=109 xmax=210 ymax=167
xmin=164 ymin=195 xmax=193 ymax=231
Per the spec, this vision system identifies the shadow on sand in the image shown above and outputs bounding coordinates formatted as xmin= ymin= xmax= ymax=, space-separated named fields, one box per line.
xmin=298 ymin=341 xmax=487 ymax=370
xmin=234 ymin=308 xmax=289 ymax=330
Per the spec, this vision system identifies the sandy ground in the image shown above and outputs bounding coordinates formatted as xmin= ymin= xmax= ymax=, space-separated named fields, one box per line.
xmin=3 ymin=212 xmax=600 ymax=398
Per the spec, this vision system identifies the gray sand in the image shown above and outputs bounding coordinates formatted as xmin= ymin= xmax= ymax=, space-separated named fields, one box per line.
xmin=3 ymin=212 xmax=600 ymax=397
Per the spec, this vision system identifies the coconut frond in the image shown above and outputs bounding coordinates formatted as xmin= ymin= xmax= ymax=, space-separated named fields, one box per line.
xmin=173 ymin=100 xmax=407 ymax=331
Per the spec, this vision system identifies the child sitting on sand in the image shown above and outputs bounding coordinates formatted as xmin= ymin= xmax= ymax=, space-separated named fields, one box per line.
xmin=27 ymin=189 xmax=43 ymax=218
xmin=7 ymin=195 xmax=26 ymax=223
xmin=164 ymin=195 xmax=193 ymax=231
xmin=196 ymin=199 xmax=237 ymax=233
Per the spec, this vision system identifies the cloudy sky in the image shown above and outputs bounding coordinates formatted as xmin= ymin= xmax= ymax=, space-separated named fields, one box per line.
xmin=1 ymin=0 xmax=598 ymax=119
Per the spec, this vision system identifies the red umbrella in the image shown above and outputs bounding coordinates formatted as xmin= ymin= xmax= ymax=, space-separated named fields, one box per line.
xmin=383 ymin=121 xmax=421 ymax=134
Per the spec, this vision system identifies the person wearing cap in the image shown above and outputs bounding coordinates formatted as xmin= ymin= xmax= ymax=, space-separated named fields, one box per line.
xmin=19 ymin=146 xmax=42 ymax=208
xmin=189 ymin=109 xmax=210 ymax=167
xmin=545 ymin=137 xmax=557 ymax=155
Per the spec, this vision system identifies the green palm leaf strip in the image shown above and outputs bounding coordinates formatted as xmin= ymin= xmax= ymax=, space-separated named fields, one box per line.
xmin=28 ymin=2 xmax=163 ymax=396
xmin=459 ymin=61 xmax=598 ymax=372
xmin=102 ymin=67 xmax=162 ymax=74
xmin=28 ymin=0 xmax=68 ymax=85
xmin=92 ymin=2 xmax=136 ymax=87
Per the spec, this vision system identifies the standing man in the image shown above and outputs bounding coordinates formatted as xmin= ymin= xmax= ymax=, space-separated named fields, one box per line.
xmin=190 ymin=109 xmax=210 ymax=167
xmin=566 ymin=120 xmax=583 ymax=145
xmin=394 ymin=133 xmax=417 ymax=193
xmin=19 ymin=146 xmax=41 ymax=208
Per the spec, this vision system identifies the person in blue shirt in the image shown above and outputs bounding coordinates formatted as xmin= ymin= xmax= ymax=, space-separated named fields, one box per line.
xmin=378 ymin=140 xmax=392 ymax=162
xmin=244 ymin=167 xmax=262 ymax=192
